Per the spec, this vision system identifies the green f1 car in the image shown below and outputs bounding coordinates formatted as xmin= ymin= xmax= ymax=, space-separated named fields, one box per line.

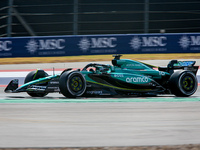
xmin=5 ymin=55 xmax=198 ymax=98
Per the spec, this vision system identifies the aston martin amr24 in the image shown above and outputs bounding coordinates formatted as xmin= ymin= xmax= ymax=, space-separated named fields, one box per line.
xmin=5 ymin=55 xmax=198 ymax=97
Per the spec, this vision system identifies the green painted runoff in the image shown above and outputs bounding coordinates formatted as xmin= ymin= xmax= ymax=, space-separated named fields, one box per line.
xmin=0 ymin=97 xmax=200 ymax=103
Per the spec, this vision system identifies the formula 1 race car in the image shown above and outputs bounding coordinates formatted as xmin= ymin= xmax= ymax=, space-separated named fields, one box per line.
xmin=5 ymin=55 xmax=198 ymax=98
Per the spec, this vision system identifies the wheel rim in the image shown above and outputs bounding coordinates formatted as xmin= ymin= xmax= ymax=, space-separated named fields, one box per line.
xmin=69 ymin=76 xmax=83 ymax=92
xmin=179 ymin=72 xmax=197 ymax=95
xmin=181 ymin=75 xmax=194 ymax=91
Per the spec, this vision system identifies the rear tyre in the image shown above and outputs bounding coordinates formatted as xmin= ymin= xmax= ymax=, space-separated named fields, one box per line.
xmin=169 ymin=71 xmax=197 ymax=97
xmin=59 ymin=71 xmax=86 ymax=98
xmin=24 ymin=70 xmax=49 ymax=97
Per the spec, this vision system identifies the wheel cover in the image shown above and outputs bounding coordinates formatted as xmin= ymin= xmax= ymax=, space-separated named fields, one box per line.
xmin=181 ymin=75 xmax=194 ymax=91
xmin=69 ymin=76 xmax=83 ymax=92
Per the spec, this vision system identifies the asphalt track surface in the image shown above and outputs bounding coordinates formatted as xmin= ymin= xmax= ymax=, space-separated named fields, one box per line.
xmin=0 ymin=60 xmax=200 ymax=148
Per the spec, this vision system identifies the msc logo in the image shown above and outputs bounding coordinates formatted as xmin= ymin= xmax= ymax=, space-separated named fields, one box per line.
xmin=179 ymin=35 xmax=200 ymax=49
xmin=26 ymin=39 xmax=65 ymax=54
xmin=129 ymin=36 xmax=141 ymax=50
xmin=130 ymin=36 xmax=167 ymax=50
xmin=78 ymin=37 xmax=117 ymax=52
xmin=0 ymin=41 xmax=12 ymax=51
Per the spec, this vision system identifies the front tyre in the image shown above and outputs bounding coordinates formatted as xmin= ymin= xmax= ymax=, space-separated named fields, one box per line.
xmin=169 ymin=71 xmax=197 ymax=97
xmin=24 ymin=70 xmax=49 ymax=97
xmin=59 ymin=71 xmax=86 ymax=98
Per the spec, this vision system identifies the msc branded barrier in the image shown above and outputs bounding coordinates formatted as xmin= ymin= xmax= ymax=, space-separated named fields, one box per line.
xmin=0 ymin=33 xmax=200 ymax=58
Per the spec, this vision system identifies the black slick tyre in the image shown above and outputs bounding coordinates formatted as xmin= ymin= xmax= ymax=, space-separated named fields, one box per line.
xmin=59 ymin=71 xmax=86 ymax=98
xmin=169 ymin=70 xmax=197 ymax=97
xmin=24 ymin=70 xmax=49 ymax=97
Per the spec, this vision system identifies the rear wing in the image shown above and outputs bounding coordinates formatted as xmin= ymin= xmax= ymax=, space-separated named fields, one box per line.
xmin=172 ymin=60 xmax=196 ymax=67
xmin=159 ymin=60 xmax=198 ymax=75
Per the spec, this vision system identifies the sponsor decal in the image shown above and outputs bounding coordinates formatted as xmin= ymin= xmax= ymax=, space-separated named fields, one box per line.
xmin=86 ymin=91 xmax=103 ymax=95
xmin=179 ymin=35 xmax=190 ymax=50
xmin=114 ymin=74 xmax=124 ymax=77
xmin=78 ymin=38 xmax=90 ymax=52
xmin=129 ymin=36 xmax=141 ymax=50
xmin=78 ymin=37 xmax=117 ymax=53
xmin=125 ymin=63 xmax=141 ymax=67
xmin=142 ymin=36 xmax=167 ymax=47
xmin=0 ymin=40 xmax=12 ymax=56
xmin=49 ymin=81 xmax=59 ymax=84
xmin=26 ymin=38 xmax=65 ymax=54
xmin=0 ymin=41 xmax=12 ymax=51
xmin=178 ymin=35 xmax=200 ymax=51
xmin=47 ymin=87 xmax=60 ymax=92
xmin=126 ymin=76 xmax=149 ymax=83
xmin=129 ymin=36 xmax=167 ymax=52
xmin=174 ymin=61 xmax=195 ymax=67
xmin=26 ymin=39 xmax=38 ymax=54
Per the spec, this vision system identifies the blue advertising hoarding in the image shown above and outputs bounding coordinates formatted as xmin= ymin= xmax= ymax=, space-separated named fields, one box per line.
xmin=0 ymin=33 xmax=200 ymax=58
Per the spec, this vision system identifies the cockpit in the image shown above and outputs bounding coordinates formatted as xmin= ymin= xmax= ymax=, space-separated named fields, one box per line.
xmin=82 ymin=63 xmax=113 ymax=74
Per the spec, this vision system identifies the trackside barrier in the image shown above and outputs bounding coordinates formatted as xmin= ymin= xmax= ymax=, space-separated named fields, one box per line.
xmin=0 ymin=33 xmax=200 ymax=58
